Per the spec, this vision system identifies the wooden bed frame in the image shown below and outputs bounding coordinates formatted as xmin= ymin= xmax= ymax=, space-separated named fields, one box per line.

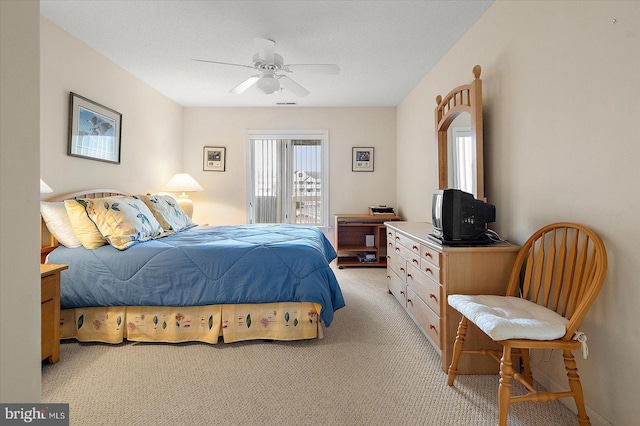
xmin=41 ymin=189 xmax=324 ymax=344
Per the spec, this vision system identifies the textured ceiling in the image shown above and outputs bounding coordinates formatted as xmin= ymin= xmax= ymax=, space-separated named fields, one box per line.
xmin=40 ymin=0 xmax=493 ymax=107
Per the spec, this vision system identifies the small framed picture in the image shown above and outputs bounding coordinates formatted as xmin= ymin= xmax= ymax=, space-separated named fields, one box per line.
xmin=352 ymin=147 xmax=374 ymax=172
xmin=68 ymin=93 xmax=122 ymax=164
xmin=203 ymin=146 xmax=226 ymax=171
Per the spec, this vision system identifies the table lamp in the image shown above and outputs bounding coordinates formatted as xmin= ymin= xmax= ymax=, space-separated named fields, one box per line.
xmin=163 ymin=173 xmax=204 ymax=218
xmin=40 ymin=179 xmax=53 ymax=194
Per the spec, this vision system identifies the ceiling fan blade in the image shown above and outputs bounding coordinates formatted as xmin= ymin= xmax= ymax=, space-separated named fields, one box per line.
xmin=192 ymin=59 xmax=254 ymax=69
xmin=285 ymin=64 xmax=340 ymax=75
xmin=254 ymin=38 xmax=275 ymax=63
xmin=230 ymin=75 xmax=260 ymax=94
xmin=278 ymin=75 xmax=310 ymax=97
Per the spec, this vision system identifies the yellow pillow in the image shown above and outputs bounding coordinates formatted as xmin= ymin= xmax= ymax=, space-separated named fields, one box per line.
xmin=64 ymin=199 xmax=107 ymax=249
xmin=83 ymin=196 xmax=164 ymax=250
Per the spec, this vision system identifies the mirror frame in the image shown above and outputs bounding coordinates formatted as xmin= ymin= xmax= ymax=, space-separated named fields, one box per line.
xmin=435 ymin=65 xmax=484 ymax=200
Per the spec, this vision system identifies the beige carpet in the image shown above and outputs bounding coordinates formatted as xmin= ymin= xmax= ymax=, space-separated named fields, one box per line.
xmin=42 ymin=266 xmax=580 ymax=425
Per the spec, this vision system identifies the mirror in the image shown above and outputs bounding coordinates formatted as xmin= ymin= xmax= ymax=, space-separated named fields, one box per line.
xmin=435 ymin=65 xmax=484 ymax=200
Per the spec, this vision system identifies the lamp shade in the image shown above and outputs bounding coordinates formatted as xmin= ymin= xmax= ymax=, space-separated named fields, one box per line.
xmin=163 ymin=173 xmax=204 ymax=193
xmin=163 ymin=173 xmax=203 ymax=219
xmin=40 ymin=179 xmax=53 ymax=194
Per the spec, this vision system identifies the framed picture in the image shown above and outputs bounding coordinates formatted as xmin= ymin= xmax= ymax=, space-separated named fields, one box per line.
xmin=68 ymin=92 xmax=122 ymax=164
xmin=203 ymin=146 xmax=226 ymax=171
xmin=352 ymin=147 xmax=374 ymax=172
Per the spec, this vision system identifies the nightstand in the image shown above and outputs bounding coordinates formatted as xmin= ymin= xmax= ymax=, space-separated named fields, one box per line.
xmin=40 ymin=264 xmax=67 ymax=363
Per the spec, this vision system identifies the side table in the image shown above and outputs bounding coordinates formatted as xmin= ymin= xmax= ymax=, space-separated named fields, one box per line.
xmin=41 ymin=264 xmax=67 ymax=363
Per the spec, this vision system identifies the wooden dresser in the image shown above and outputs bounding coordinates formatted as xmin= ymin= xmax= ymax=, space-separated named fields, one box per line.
xmin=41 ymin=264 xmax=67 ymax=363
xmin=385 ymin=222 xmax=519 ymax=374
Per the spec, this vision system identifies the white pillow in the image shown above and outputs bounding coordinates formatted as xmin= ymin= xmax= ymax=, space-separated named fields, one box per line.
xmin=40 ymin=201 xmax=82 ymax=248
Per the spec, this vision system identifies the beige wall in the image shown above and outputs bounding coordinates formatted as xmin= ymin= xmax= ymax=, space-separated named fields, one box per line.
xmin=0 ymin=0 xmax=41 ymax=402
xmin=397 ymin=1 xmax=639 ymax=424
xmin=40 ymin=17 xmax=184 ymax=197
xmin=39 ymin=15 xmax=397 ymax=241
xmin=183 ymin=107 xmax=397 ymax=242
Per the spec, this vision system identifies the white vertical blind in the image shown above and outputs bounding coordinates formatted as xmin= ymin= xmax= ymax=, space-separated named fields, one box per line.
xmin=251 ymin=139 xmax=285 ymax=223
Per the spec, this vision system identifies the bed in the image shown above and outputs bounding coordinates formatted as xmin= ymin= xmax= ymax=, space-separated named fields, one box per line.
xmin=40 ymin=189 xmax=344 ymax=344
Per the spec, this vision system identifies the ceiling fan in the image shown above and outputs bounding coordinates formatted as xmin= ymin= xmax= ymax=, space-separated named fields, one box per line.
xmin=193 ymin=38 xmax=340 ymax=97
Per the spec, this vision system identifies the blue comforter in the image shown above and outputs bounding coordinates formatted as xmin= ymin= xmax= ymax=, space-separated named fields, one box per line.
xmin=47 ymin=224 xmax=345 ymax=326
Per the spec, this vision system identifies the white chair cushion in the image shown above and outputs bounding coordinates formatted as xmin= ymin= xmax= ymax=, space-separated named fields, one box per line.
xmin=448 ymin=295 xmax=568 ymax=341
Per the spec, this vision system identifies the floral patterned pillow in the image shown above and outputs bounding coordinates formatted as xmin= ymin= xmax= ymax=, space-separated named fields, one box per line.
xmin=136 ymin=194 xmax=194 ymax=232
xmin=79 ymin=196 xmax=164 ymax=250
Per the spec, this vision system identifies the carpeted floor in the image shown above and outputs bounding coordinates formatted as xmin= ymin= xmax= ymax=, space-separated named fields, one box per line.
xmin=41 ymin=266 xmax=580 ymax=425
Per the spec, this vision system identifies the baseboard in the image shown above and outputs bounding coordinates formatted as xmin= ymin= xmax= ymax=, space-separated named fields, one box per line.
xmin=531 ymin=366 xmax=611 ymax=426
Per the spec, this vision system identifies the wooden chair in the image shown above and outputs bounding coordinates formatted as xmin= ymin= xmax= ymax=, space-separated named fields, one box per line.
xmin=446 ymin=223 xmax=607 ymax=426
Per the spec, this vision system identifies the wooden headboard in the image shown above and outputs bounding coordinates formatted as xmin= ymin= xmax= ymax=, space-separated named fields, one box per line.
xmin=40 ymin=189 xmax=129 ymax=263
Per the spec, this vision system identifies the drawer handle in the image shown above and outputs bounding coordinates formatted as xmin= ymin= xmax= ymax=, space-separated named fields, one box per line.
xmin=400 ymin=291 xmax=405 ymax=295
xmin=400 ymin=267 xmax=405 ymax=272
xmin=412 ymin=245 xmax=419 ymax=251
xmin=407 ymin=273 xmax=412 ymax=279
xmin=412 ymin=259 xmax=419 ymax=265
xmin=425 ymin=253 xmax=432 ymax=258
xmin=430 ymin=293 xmax=438 ymax=301
xmin=425 ymin=267 xmax=432 ymax=273
xmin=395 ymin=237 xmax=400 ymax=241
xmin=429 ymin=324 xmax=438 ymax=334
xmin=407 ymin=298 xmax=413 ymax=305
xmin=395 ymin=248 xmax=400 ymax=252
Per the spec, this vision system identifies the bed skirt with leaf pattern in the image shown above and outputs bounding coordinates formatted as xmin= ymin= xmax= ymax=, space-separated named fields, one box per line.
xmin=59 ymin=302 xmax=322 ymax=344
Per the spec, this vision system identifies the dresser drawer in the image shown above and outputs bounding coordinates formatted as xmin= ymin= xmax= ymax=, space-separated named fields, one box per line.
xmin=395 ymin=233 xmax=421 ymax=255
xmin=387 ymin=239 xmax=394 ymax=254
xmin=388 ymin=270 xmax=407 ymax=308
xmin=406 ymin=264 xmax=442 ymax=316
xmin=388 ymin=252 xmax=407 ymax=282
xmin=420 ymin=259 xmax=441 ymax=283
xmin=406 ymin=287 xmax=441 ymax=349
xmin=395 ymin=241 xmax=421 ymax=267
xmin=41 ymin=299 xmax=55 ymax=360
xmin=41 ymin=274 xmax=57 ymax=302
xmin=421 ymin=244 xmax=441 ymax=268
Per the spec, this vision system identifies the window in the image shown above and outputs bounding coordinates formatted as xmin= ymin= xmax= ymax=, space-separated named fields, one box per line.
xmin=247 ymin=131 xmax=329 ymax=227
xmin=450 ymin=126 xmax=475 ymax=195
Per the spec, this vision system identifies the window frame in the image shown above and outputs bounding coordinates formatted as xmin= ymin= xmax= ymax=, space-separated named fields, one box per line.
xmin=246 ymin=129 xmax=330 ymax=229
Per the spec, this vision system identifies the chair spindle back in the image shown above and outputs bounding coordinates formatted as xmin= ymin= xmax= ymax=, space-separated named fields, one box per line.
xmin=506 ymin=223 xmax=607 ymax=340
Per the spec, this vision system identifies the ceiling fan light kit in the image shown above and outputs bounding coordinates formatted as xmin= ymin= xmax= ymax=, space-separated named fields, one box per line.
xmin=194 ymin=38 xmax=339 ymax=97
xmin=256 ymin=71 xmax=280 ymax=94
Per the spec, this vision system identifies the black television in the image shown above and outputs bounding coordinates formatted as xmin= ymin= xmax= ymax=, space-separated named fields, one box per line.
xmin=430 ymin=189 xmax=496 ymax=245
